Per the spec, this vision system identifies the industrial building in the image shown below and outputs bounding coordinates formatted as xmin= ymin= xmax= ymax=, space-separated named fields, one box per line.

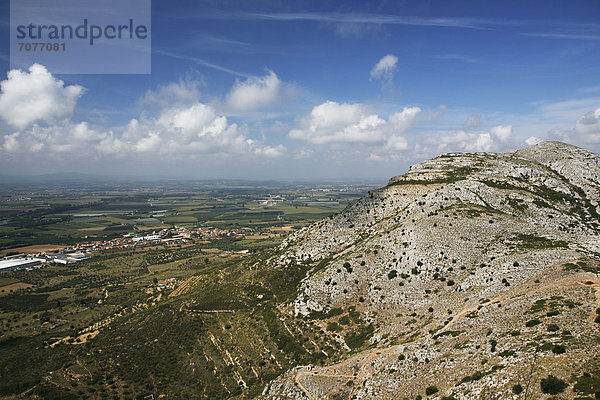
xmin=0 ymin=257 xmax=45 ymax=271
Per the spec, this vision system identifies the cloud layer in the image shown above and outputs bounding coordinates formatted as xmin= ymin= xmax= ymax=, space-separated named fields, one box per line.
xmin=1 ymin=63 xmax=598 ymax=177
xmin=0 ymin=66 xmax=283 ymax=160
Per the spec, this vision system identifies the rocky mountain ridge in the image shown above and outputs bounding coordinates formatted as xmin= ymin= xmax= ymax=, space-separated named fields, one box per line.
xmin=261 ymin=141 xmax=600 ymax=400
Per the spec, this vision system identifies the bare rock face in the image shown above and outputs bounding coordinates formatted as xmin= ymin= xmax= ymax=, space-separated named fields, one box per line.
xmin=261 ymin=142 xmax=600 ymax=400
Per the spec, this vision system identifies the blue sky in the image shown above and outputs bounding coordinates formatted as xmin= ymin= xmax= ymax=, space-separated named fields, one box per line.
xmin=0 ymin=0 xmax=599 ymax=181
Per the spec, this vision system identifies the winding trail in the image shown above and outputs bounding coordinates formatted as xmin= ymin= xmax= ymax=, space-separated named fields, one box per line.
xmin=290 ymin=260 xmax=600 ymax=400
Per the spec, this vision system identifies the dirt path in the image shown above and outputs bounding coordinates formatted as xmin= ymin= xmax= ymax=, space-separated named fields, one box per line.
xmin=294 ymin=344 xmax=401 ymax=400
xmin=585 ymin=281 xmax=600 ymax=321
xmin=442 ymin=262 xmax=599 ymax=332
xmin=290 ymin=260 xmax=600 ymax=400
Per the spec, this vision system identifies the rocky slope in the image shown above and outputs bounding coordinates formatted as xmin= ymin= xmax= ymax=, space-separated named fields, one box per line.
xmin=261 ymin=141 xmax=600 ymax=400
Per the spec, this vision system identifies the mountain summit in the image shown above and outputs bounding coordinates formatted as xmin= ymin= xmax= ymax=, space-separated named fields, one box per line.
xmin=262 ymin=141 xmax=600 ymax=400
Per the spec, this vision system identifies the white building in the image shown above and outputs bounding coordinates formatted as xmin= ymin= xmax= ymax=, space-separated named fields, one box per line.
xmin=0 ymin=258 xmax=45 ymax=271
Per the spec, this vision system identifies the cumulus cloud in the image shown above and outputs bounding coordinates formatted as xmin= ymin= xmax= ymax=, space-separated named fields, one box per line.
xmin=3 ymin=101 xmax=285 ymax=159
xmin=490 ymin=125 xmax=512 ymax=141
xmin=370 ymin=54 xmax=398 ymax=79
xmin=421 ymin=124 xmax=513 ymax=154
xmin=426 ymin=130 xmax=490 ymax=152
xmin=0 ymin=64 xmax=84 ymax=129
xmin=0 ymin=65 xmax=284 ymax=160
xmin=226 ymin=70 xmax=281 ymax=111
xmin=289 ymin=101 xmax=420 ymax=147
xmin=108 ymin=101 xmax=284 ymax=157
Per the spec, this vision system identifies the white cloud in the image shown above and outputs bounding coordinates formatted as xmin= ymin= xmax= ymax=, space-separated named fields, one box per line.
xmin=385 ymin=135 xmax=409 ymax=151
xmin=0 ymin=64 xmax=84 ymax=129
xmin=3 ymin=132 xmax=19 ymax=152
xmin=3 ymin=101 xmax=285 ymax=159
xmin=117 ymin=101 xmax=283 ymax=156
xmin=421 ymin=125 xmax=512 ymax=154
xmin=442 ymin=130 xmax=485 ymax=151
xmin=226 ymin=70 xmax=281 ymax=111
xmin=0 ymin=66 xmax=285 ymax=160
xmin=468 ymin=132 xmax=493 ymax=151
xmin=141 ymin=79 xmax=202 ymax=107
xmin=389 ymin=107 xmax=421 ymax=130
xmin=490 ymin=125 xmax=512 ymax=141
xmin=525 ymin=136 xmax=541 ymax=146
xmin=525 ymin=106 xmax=600 ymax=147
xmin=370 ymin=54 xmax=398 ymax=79
xmin=289 ymin=101 xmax=420 ymax=146
xmin=574 ymin=107 xmax=600 ymax=143
xmin=250 ymin=142 xmax=286 ymax=158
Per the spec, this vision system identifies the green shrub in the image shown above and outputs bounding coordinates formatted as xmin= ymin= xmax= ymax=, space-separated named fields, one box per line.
xmin=327 ymin=322 xmax=342 ymax=332
xmin=512 ymin=384 xmax=523 ymax=394
xmin=525 ymin=319 xmax=541 ymax=327
xmin=343 ymin=262 xmax=352 ymax=273
xmin=425 ymin=385 xmax=439 ymax=395
xmin=499 ymin=350 xmax=515 ymax=357
xmin=573 ymin=371 xmax=600 ymax=396
xmin=540 ymin=375 xmax=568 ymax=395
xmin=552 ymin=344 xmax=566 ymax=354
xmin=344 ymin=324 xmax=374 ymax=349
xmin=327 ymin=308 xmax=343 ymax=317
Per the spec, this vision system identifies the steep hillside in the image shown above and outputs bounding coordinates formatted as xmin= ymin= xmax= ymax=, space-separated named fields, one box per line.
xmin=262 ymin=142 xmax=600 ymax=400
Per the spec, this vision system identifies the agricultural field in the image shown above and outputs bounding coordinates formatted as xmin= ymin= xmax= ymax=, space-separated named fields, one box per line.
xmin=0 ymin=180 xmax=378 ymax=398
xmin=0 ymin=180 xmax=379 ymax=252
